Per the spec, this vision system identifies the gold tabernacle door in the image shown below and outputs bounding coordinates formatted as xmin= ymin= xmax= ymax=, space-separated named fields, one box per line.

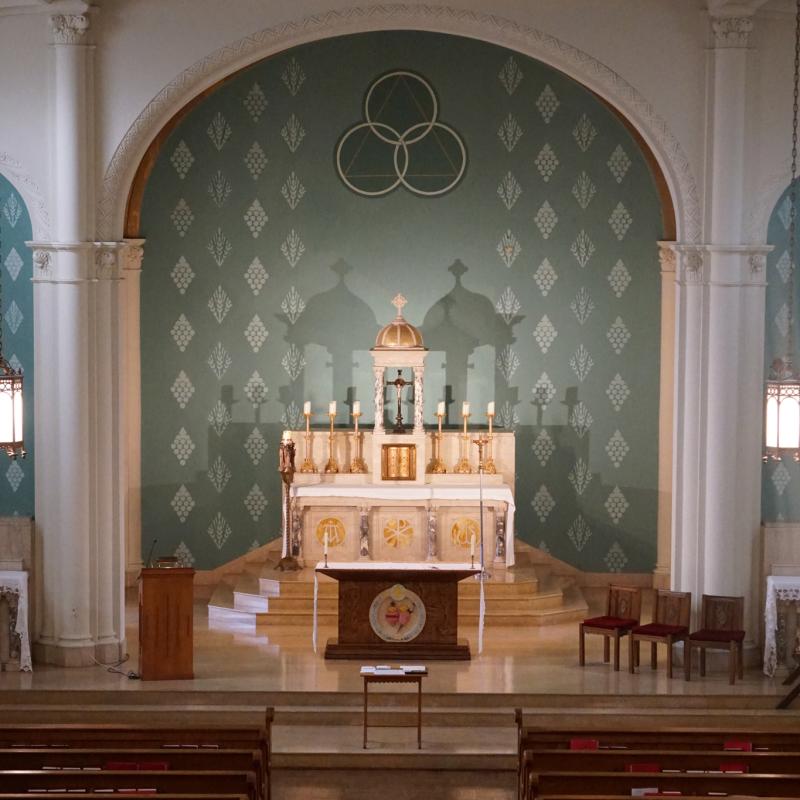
xmin=381 ymin=443 xmax=417 ymax=480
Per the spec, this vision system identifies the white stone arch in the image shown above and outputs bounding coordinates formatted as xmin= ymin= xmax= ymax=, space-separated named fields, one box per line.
xmin=0 ymin=151 xmax=51 ymax=241
xmin=97 ymin=3 xmax=701 ymax=244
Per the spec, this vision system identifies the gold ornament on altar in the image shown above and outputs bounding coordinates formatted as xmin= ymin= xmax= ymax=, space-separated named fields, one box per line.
xmin=316 ymin=517 xmax=346 ymax=547
xmin=383 ymin=518 xmax=414 ymax=548
xmin=451 ymin=517 xmax=479 ymax=547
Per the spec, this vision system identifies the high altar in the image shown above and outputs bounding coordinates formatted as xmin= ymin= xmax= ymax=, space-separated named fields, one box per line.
xmin=285 ymin=296 xmax=516 ymax=570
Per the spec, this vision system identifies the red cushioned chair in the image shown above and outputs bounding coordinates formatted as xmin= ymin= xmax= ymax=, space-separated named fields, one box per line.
xmin=629 ymin=589 xmax=691 ymax=679
xmin=579 ymin=585 xmax=641 ymax=671
xmin=684 ymin=594 xmax=745 ymax=685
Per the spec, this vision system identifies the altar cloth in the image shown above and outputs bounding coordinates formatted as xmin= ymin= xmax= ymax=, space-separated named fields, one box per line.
xmin=764 ymin=574 xmax=800 ymax=676
xmin=0 ymin=569 xmax=31 ymax=671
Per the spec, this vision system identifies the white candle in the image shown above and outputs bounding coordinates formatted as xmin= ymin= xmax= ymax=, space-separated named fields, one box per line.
xmin=487 ymin=401 xmax=495 ymax=416
xmin=329 ymin=401 xmax=336 ymax=415
xmin=282 ymin=430 xmax=292 ymax=442
xmin=462 ymin=401 xmax=470 ymax=417
xmin=437 ymin=401 xmax=445 ymax=416
xmin=353 ymin=400 xmax=361 ymax=415
xmin=470 ymin=532 xmax=476 ymax=558
xmin=324 ymin=531 xmax=329 ymax=556
xmin=304 ymin=401 xmax=311 ymax=415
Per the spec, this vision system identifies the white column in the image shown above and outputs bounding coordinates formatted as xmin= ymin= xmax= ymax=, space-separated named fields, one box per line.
xmin=29 ymin=10 xmax=127 ymax=666
xmin=413 ymin=366 xmax=424 ymax=435
xmin=670 ymin=13 xmax=771 ymax=653
xmin=373 ymin=366 xmax=385 ymax=434
xmin=654 ymin=244 xmax=676 ymax=590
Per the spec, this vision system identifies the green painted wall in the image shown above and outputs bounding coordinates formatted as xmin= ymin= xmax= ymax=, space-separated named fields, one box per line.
xmin=0 ymin=173 xmax=34 ymax=515
xmin=140 ymin=31 xmax=664 ymax=571
xmin=763 ymin=182 xmax=800 ymax=520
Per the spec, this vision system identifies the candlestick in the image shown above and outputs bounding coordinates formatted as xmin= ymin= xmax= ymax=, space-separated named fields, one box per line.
xmin=454 ymin=406 xmax=472 ymax=474
xmin=323 ymin=530 xmax=329 ymax=567
xmin=300 ymin=410 xmax=316 ymax=473
xmin=349 ymin=407 xmax=367 ymax=473
xmin=470 ymin=532 xmax=476 ymax=559
xmin=483 ymin=411 xmax=497 ymax=475
xmin=324 ymin=412 xmax=339 ymax=473
xmin=427 ymin=408 xmax=447 ymax=474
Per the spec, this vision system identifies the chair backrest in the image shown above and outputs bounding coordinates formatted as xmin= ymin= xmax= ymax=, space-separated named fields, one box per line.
xmin=654 ymin=589 xmax=691 ymax=627
xmin=605 ymin=585 xmax=641 ymax=622
xmin=700 ymin=594 xmax=744 ymax=631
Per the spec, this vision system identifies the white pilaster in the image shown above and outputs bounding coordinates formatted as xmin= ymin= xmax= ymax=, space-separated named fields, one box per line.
xmin=669 ymin=12 xmax=771 ymax=652
xmin=29 ymin=9 xmax=128 ymax=667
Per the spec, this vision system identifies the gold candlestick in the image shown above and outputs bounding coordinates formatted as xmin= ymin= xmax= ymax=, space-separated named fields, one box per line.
xmin=349 ymin=411 xmax=367 ymax=473
xmin=324 ymin=413 xmax=339 ymax=473
xmin=428 ymin=412 xmax=447 ymax=474
xmin=483 ymin=412 xmax=497 ymax=474
xmin=454 ymin=411 xmax=472 ymax=474
xmin=300 ymin=411 xmax=316 ymax=473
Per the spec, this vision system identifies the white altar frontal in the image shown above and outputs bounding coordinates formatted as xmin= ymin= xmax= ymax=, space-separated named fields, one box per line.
xmin=286 ymin=295 xmax=517 ymax=568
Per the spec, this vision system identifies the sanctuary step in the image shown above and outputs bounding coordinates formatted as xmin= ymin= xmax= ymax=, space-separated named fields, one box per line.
xmin=207 ymin=544 xmax=587 ymax=628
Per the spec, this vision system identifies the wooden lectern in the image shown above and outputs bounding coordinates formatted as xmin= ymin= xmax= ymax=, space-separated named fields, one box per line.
xmin=138 ymin=567 xmax=194 ymax=680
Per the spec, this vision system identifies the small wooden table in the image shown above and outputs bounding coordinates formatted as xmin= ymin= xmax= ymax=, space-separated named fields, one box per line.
xmin=362 ymin=669 xmax=428 ymax=749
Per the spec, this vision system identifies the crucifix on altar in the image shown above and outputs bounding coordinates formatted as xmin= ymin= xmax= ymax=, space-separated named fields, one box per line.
xmin=370 ymin=294 xmax=428 ymax=482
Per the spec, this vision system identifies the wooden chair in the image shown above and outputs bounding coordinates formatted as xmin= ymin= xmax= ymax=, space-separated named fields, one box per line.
xmin=684 ymin=594 xmax=745 ymax=685
xmin=628 ymin=589 xmax=691 ymax=678
xmin=579 ymin=585 xmax=641 ymax=671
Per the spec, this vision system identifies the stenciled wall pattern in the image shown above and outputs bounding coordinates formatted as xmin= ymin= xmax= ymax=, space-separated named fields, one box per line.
xmin=139 ymin=31 xmax=664 ymax=571
xmin=763 ymin=182 xmax=800 ymax=521
xmin=0 ymin=173 xmax=35 ymax=516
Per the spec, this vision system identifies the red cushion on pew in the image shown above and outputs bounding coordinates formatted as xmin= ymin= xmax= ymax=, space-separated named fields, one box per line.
xmin=582 ymin=616 xmax=638 ymax=630
xmin=720 ymin=762 xmax=748 ymax=773
xmin=626 ymin=762 xmax=661 ymax=772
xmin=104 ymin=761 xmax=139 ymax=770
xmin=688 ymin=628 xmax=745 ymax=642
xmin=632 ymin=623 xmax=687 ymax=637
xmin=723 ymin=740 xmax=752 ymax=751
xmin=138 ymin=761 xmax=168 ymax=770
xmin=569 ymin=738 xmax=599 ymax=750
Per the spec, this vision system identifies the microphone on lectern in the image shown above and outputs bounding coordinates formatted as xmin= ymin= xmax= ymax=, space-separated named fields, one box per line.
xmin=144 ymin=538 xmax=158 ymax=569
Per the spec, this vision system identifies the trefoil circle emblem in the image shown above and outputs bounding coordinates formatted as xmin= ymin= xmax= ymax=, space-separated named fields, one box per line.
xmin=336 ymin=70 xmax=467 ymax=198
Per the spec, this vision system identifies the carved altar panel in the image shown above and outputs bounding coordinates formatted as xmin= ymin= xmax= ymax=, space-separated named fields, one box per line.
xmin=305 ymin=507 xmax=360 ymax=563
xmin=438 ymin=506 xmax=496 ymax=563
xmin=372 ymin=507 xmax=426 ymax=562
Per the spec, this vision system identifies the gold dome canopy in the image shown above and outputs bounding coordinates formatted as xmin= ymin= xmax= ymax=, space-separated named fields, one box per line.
xmin=373 ymin=294 xmax=426 ymax=350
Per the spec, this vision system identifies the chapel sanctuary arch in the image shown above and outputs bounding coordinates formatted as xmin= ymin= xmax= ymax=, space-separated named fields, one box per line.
xmin=21 ymin=5 xmax=771 ymax=665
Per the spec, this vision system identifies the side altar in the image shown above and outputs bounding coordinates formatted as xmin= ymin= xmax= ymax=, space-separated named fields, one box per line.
xmin=283 ymin=295 xmax=517 ymax=571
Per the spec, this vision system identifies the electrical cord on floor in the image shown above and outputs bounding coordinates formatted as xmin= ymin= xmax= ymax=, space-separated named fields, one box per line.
xmin=90 ymin=652 xmax=140 ymax=679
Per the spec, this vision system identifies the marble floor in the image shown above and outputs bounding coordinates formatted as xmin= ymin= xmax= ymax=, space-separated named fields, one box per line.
xmin=0 ymin=590 xmax=788 ymax=699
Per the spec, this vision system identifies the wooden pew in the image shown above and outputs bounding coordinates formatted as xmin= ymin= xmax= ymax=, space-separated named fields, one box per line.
xmin=525 ymin=747 xmax=800 ymax=773
xmin=0 ymin=711 xmax=273 ymax=800
xmin=0 ymin=769 xmax=257 ymax=797
xmin=0 ymin=746 xmax=262 ymax=776
xmin=0 ymin=795 xmax=248 ymax=800
xmin=535 ymin=770 xmax=800 ymax=796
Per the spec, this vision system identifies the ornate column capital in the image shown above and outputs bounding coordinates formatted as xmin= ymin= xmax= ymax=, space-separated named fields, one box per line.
xmin=122 ymin=239 xmax=145 ymax=272
xmin=657 ymin=241 xmax=677 ymax=275
xmin=711 ymin=16 xmax=754 ymax=48
xmin=50 ymin=13 xmax=90 ymax=45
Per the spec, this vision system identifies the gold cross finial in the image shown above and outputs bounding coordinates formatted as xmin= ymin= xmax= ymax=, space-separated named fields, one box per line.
xmin=391 ymin=293 xmax=407 ymax=316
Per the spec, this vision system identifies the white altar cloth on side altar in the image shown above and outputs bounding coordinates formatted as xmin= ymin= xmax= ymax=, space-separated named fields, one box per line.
xmin=292 ymin=484 xmax=516 ymax=566
xmin=0 ymin=569 xmax=32 ymax=671
xmin=764 ymin=574 xmax=800 ymax=676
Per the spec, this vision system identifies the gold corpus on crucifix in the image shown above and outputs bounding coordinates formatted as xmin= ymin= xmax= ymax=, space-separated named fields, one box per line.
xmin=387 ymin=368 xmax=410 ymax=434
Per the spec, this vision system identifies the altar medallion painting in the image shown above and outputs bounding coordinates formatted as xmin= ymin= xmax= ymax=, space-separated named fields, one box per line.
xmin=369 ymin=583 xmax=427 ymax=642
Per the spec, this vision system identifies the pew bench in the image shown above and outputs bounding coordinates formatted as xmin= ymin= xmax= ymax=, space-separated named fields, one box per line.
xmin=0 ymin=769 xmax=257 ymax=797
xmin=535 ymin=770 xmax=800 ymax=796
